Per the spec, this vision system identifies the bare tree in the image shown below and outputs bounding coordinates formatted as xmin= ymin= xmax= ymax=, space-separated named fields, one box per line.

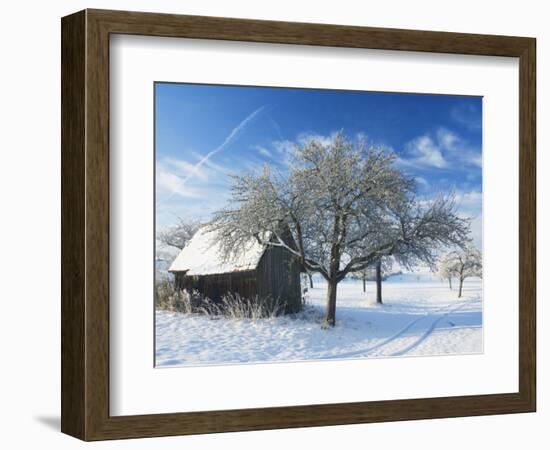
xmin=351 ymin=257 xmax=392 ymax=302
xmin=436 ymin=253 xmax=455 ymax=290
xmin=210 ymin=132 xmax=470 ymax=326
xmin=438 ymin=244 xmax=482 ymax=297
xmin=350 ymin=266 xmax=373 ymax=293
xmin=157 ymin=218 xmax=201 ymax=250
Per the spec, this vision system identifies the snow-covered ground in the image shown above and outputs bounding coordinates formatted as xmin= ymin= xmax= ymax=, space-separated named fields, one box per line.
xmin=155 ymin=275 xmax=482 ymax=367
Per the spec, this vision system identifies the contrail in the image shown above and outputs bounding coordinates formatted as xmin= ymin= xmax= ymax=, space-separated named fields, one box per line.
xmin=156 ymin=105 xmax=266 ymax=206
xmin=180 ymin=105 xmax=266 ymax=185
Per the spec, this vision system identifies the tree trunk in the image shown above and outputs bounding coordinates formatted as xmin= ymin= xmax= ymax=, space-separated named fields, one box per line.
xmin=376 ymin=259 xmax=383 ymax=304
xmin=362 ymin=275 xmax=366 ymax=293
xmin=458 ymin=265 xmax=464 ymax=298
xmin=325 ymin=278 xmax=338 ymax=326
xmin=308 ymin=272 xmax=314 ymax=289
xmin=325 ymin=224 xmax=342 ymax=326
xmin=448 ymin=277 xmax=452 ymax=290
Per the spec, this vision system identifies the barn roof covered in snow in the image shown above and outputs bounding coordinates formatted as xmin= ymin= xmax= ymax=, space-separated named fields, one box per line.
xmin=168 ymin=226 xmax=267 ymax=276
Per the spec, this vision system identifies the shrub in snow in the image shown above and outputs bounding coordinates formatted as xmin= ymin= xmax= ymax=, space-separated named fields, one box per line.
xmin=155 ymin=279 xmax=201 ymax=313
xmin=176 ymin=289 xmax=206 ymax=313
xmin=155 ymin=279 xmax=286 ymax=320
xmin=155 ymin=278 xmax=177 ymax=310
xmin=189 ymin=291 xmax=285 ymax=319
xmin=211 ymin=293 xmax=285 ymax=319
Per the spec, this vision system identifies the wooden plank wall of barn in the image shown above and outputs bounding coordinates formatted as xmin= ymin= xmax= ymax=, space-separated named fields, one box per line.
xmin=175 ymin=271 xmax=257 ymax=302
xmin=256 ymin=246 xmax=302 ymax=313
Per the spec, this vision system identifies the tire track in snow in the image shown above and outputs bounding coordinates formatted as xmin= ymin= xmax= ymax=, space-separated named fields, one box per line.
xmin=389 ymin=300 xmax=470 ymax=356
xmin=329 ymin=300 xmax=470 ymax=360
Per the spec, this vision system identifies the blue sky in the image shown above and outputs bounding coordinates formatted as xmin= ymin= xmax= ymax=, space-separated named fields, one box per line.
xmin=155 ymin=83 xmax=482 ymax=245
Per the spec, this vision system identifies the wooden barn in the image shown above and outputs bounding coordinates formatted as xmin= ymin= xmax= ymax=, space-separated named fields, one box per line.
xmin=168 ymin=227 xmax=302 ymax=313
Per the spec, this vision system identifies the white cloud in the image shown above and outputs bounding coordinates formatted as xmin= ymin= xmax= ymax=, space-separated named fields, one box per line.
xmin=436 ymin=128 xmax=460 ymax=152
xmin=188 ymin=151 xmax=230 ymax=175
xmin=255 ymin=145 xmax=272 ymax=158
xmin=162 ymin=157 xmax=209 ymax=181
xmin=156 ymin=166 xmax=202 ymax=199
xmin=436 ymin=128 xmax=481 ymax=168
xmin=401 ymin=127 xmax=481 ymax=170
xmin=297 ymin=131 xmax=339 ymax=147
xmin=272 ymin=140 xmax=295 ymax=155
xmin=271 ymin=140 xmax=298 ymax=169
xmin=415 ymin=176 xmax=429 ymax=187
xmin=465 ymin=152 xmax=482 ymax=168
xmin=405 ymin=135 xmax=447 ymax=168
xmin=454 ymin=190 xmax=483 ymax=213
xmin=156 ymin=153 xmax=233 ymax=202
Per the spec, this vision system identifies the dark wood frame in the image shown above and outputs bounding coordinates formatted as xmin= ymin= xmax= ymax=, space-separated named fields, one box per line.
xmin=61 ymin=9 xmax=536 ymax=441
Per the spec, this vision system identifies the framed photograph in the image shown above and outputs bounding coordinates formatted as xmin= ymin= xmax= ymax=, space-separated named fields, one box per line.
xmin=61 ymin=9 xmax=536 ymax=441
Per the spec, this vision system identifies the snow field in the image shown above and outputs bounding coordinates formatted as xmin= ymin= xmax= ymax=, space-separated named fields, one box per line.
xmin=155 ymin=277 xmax=482 ymax=367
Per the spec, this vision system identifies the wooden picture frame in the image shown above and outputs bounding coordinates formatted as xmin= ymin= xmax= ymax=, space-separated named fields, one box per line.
xmin=61 ymin=9 xmax=536 ymax=441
